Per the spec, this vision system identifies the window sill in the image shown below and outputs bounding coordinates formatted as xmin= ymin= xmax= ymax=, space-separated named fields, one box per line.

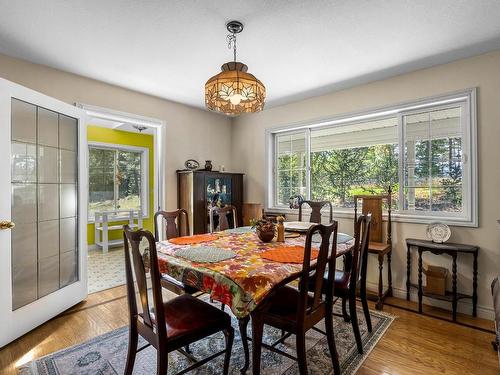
xmin=267 ymin=206 xmax=478 ymax=228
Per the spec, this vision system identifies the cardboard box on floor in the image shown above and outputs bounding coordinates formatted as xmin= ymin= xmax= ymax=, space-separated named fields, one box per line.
xmin=424 ymin=265 xmax=449 ymax=296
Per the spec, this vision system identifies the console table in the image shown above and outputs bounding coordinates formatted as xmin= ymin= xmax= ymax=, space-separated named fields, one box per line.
xmin=405 ymin=238 xmax=479 ymax=321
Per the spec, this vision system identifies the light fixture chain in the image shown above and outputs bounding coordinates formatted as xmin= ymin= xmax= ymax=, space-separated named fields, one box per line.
xmin=227 ymin=33 xmax=237 ymax=62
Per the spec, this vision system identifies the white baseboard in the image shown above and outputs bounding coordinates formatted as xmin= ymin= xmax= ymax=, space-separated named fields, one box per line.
xmin=365 ymin=281 xmax=494 ymax=321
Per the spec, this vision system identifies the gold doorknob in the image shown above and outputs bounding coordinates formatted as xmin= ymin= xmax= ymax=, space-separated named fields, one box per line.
xmin=0 ymin=220 xmax=15 ymax=230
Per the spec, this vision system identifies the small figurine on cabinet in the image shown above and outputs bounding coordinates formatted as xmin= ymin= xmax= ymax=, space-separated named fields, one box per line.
xmin=204 ymin=160 xmax=213 ymax=171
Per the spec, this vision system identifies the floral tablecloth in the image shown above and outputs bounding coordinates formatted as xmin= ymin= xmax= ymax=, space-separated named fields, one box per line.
xmin=156 ymin=230 xmax=354 ymax=318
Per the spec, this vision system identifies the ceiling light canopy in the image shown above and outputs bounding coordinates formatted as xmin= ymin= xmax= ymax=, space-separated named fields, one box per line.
xmin=205 ymin=20 xmax=265 ymax=115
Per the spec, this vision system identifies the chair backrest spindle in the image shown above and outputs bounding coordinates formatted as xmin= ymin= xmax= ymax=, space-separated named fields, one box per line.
xmin=298 ymin=200 xmax=333 ymax=223
xmin=353 ymin=188 xmax=391 ymax=244
xmin=154 ymin=209 xmax=190 ymax=241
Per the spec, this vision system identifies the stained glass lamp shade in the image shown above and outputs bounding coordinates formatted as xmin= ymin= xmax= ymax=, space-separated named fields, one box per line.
xmin=205 ymin=61 xmax=265 ymax=115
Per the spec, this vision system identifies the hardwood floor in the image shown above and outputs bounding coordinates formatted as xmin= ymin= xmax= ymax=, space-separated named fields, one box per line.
xmin=0 ymin=287 xmax=497 ymax=374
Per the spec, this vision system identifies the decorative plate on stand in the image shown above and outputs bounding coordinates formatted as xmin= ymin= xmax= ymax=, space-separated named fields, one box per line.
xmin=184 ymin=159 xmax=199 ymax=170
xmin=426 ymin=222 xmax=451 ymax=243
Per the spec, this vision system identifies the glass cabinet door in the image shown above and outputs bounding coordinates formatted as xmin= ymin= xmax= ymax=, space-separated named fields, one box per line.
xmin=206 ymin=176 xmax=232 ymax=207
xmin=11 ymin=99 xmax=79 ymax=310
xmin=205 ymin=175 xmax=233 ymax=231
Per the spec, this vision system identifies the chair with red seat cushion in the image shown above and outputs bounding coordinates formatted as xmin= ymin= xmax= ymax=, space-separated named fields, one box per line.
xmin=123 ymin=225 xmax=234 ymax=375
xmin=154 ymin=209 xmax=199 ymax=295
xmin=250 ymin=221 xmax=341 ymax=375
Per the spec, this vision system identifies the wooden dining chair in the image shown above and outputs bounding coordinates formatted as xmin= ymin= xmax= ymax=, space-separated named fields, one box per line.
xmin=262 ymin=209 xmax=286 ymax=223
xmin=330 ymin=214 xmax=372 ymax=354
xmin=298 ymin=200 xmax=333 ymax=223
xmin=153 ymin=209 xmax=198 ymax=295
xmin=154 ymin=209 xmax=190 ymax=240
xmin=354 ymin=188 xmax=392 ymax=310
xmin=251 ymin=221 xmax=341 ymax=375
xmin=123 ymin=225 xmax=234 ymax=375
xmin=209 ymin=205 xmax=238 ymax=232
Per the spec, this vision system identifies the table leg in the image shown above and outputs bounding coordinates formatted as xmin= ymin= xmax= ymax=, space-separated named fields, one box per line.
xmin=418 ymin=249 xmax=423 ymax=314
xmin=376 ymin=253 xmax=384 ymax=310
xmin=452 ymin=254 xmax=458 ymax=322
xmin=238 ymin=316 xmax=250 ymax=374
xmin=406 ymin=244 xmax=411 ymax=301
xmin=472 ymin=251 xmax=478 ymax=317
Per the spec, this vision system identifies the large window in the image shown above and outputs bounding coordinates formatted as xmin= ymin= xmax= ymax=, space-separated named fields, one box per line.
xmin=88 ymin=144 xmax=148 ymax=219
xmin=269 ymin=89 xmax=477 ymax=226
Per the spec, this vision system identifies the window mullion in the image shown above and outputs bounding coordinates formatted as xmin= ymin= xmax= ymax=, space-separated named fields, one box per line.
xmin=113 ymin=150 xmax=118 ymax=211
xmin=428 ymin=112 xmax=432 ymax=211
xmin=305 ymin=128 xmax=311 ymax=200
xmin=397 ymin=112 xmax=405 ymax=211
xmin=273 ymin=133 xmax=278 ymax=207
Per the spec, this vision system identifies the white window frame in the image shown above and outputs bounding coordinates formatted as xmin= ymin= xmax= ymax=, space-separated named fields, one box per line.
xmin=266 ymin=88 xmax=478 ymax=227
xmin=87 ymin=141 xmax=149 ymax=222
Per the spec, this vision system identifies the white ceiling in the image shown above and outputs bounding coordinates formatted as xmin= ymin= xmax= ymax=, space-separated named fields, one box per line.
xmin=1 ymin=0 xmax=500 ymax=111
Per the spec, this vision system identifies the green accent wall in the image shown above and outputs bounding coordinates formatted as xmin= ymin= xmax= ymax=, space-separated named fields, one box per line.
xmin=87 ymin=126 xmax=154 ymax=245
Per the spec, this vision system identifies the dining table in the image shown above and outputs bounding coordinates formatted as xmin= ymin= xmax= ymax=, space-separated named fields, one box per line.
xmin=156 ymin=226 xmax=355 ymax=374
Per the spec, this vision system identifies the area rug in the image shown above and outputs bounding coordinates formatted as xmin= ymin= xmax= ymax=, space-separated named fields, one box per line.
xmin=20 ymin=304 xmax=394 ymax=375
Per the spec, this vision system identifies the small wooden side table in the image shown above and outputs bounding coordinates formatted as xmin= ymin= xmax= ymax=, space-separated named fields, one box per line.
xmin=405 ymin=238 xmax=479 ymax=321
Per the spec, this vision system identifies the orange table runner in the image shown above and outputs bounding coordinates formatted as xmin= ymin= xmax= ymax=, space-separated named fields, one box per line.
xmin=168 ymin=234 xmax=218 ymax=245
xmin=260 ymin=245 xmax=319 ymax=264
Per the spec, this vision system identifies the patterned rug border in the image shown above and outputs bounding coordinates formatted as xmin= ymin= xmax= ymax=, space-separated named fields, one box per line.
xmin=342 ymin=309 xmax=396 ymax=375
xmin=19 ymin=308 xmax=396 ymax=375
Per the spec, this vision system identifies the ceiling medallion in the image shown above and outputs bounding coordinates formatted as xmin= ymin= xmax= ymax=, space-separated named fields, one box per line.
xmin=205 ymin=20 xmax=266 ymax=116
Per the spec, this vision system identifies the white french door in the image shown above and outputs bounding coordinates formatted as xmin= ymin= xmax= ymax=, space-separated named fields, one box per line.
xmin=0 ymin=78 xmax=88 ymax=347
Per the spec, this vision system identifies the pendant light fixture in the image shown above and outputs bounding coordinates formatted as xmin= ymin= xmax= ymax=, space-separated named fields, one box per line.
xmin=205 ymin=21 xmax=266 ymax=115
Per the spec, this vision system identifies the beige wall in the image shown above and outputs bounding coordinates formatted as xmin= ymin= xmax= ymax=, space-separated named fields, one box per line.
xmin=232 ymin=50 xmax=500 ymax=318
xmin=0 ymin=53 xmax=232 ymax=210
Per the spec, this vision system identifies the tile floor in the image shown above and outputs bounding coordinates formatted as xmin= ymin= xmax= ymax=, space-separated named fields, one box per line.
xmin=87 ymin=247 xmax=126 ymax=294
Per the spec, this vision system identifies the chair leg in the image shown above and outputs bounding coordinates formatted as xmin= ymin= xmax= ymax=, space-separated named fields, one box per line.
xmin=184 ymin=344 xmax=191 ymax=354
xmin=223 ymin=326 xmax=234 ymax=375
xmin=125 ymin=323 xmax=138 ymax=375
xmin=251 ymin=315 xmax=264 ymax=375
xmin=360 ymin=286 xmax=372 ymax=333
xmin=296 ymin=331 xmax=308 ymax=375
xmin=157 ymin=350 xmax=168 ymax=375
xmin=325 ymin=304 xmax=341 ymax=375
xmin=341 ymin=296 xmax=350 ymax=322
xmin=349 ymin=292 xmax=363 ymax=354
